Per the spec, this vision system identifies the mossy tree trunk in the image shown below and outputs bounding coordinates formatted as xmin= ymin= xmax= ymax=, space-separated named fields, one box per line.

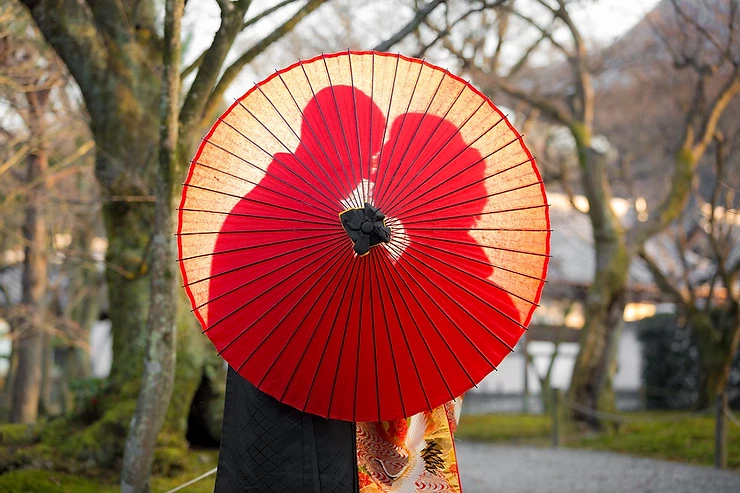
xmin=567 ymin=142 xmax=629 ymax=426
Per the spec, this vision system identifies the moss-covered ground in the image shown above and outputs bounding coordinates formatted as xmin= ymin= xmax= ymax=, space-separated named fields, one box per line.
xmin=456 ymin=411 xmax=740 ymax=470
xmin=2 ymin=411 xmax=738 ymax=489
xmin=0 ymin=448 xmax=218 ymax=493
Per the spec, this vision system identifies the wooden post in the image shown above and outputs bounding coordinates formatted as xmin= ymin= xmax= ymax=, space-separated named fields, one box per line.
xmin=715 ymin=391 xmax=727 ymax=469
xmin=522 ymin=334 xmax=530 ymax=414
xmin=551 ymin=388 xmax=560 ymax=449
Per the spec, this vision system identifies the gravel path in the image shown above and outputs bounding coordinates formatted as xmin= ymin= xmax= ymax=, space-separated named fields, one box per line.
xmin=456 ymin=442 xmax=740 ymax=493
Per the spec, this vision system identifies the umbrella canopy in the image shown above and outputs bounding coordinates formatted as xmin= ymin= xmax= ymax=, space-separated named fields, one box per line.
xmin=178 ymin=51 xmax=550 ymax=422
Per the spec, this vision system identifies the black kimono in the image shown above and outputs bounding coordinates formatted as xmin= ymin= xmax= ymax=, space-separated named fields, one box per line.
xmin=214 ymin=367 xmax=359 ymax=492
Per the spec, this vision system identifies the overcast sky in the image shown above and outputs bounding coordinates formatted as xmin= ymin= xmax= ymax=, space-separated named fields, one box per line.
xmin=181 ymin=0 xmax=665 ymax=104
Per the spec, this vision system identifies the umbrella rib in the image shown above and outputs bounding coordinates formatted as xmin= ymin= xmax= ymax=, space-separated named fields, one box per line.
xmin=212 ymin=117 xmax=340 ymax=216
xmin=395 ymin=229 xmax=550 ymax=259
xmin=181 ymin=183 xmax=337 ymax=226
xmin=298 ymin=61 xmax=360 ymax=209
xmin=190 ymin=160 xmax=337 ymax=218
xmin=234 ymin=98 xmax=349 ymax=211
xmin=388 ymin=240 xmax=526 ymax=337
xmin=402 ymin=234 xmax=547 ymax=284
xmin=402 ymin=203 xmax=549 ymax=224
xmin=206 ymin=239 xmax=347 ymax=335
xmin=347 ymin=51 xmax=368 ymax=205
xmin=368 ymin=251 xmax=382 ymax=421
xmin=189 ymin=241 xmax=344 ymax=314
xmin=177 ymin=231 xmax=339 ymax=263
xmin=372 ymin=58 xmax=424 ymax=206
xmin=199 ymin=138 xmax=338 ymax=219
xmin=378 ymin=250 xmax=451 ymax=408
xmin=321 ymin=54 xmax=364 ymax=209
xmin=369 ymin=251 xmax=408 ymax=419
xmin=381 ymin=110 xmax=508 ymax=216
xmin=298 ymin=259 xmax=358 ymax=413
xmin=387 ymin=139 xmax=531 ymax=218
xmin=234 ymin=248 xmax=354 ymax=376
xmin=372 ymin=53 xmax=401 ymax=205
xmin=373 ymin=68 xmax=448 ymax=207
xmin=393 ymin=155 xmax=534 ymax=216
xmin=377 ymin=249 xmax=473 ymax=398
xmin=352 ymin=258 xmax=368 ymax=422
xmin=177 ymin=208 xmax=339 ymax=229
xmin=377 ymin=97 xmax=491 ymax=213
xmin=189 ymin=235 xmax=344 ymax=304
xmin=383 ymin=243 xmax=501 ymax=366
xmin=326 ymin=259 xmax=363 ymax=420
xmin=407 ymin=226 xmax=551 ymax=232
xmin=273 ymin=257 xmax=358 ymax=407
xmin=375 ymin=71 xmax=466 ymax=209
xmin=175 ymin=226 xmax=341 ymax=235
xmin=406 ymin=180 xmax=544 ymax=219
xmin=216 ymin=240 xmax=350 ymax=358
xmin=253 ymin=83 xmax=350 ymax=206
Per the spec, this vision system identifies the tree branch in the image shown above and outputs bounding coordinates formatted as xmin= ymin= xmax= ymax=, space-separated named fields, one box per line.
xmin=180 ymin=0 xmax=302 ymax=79
xmin=707 ymin=133 xmax=735 ymax=294
xmin=178 ymin=0 xmax=252 ymax=137
xmin=414 ymin=3 xmax=485 ymax=58
xmin=374 ymin=0 xmax=446 ymax=52
xmin=670 ymin=0 xmax=736 ymax=66
xmin=19 ymin=0 xmax=107 ymax=105
xmin=507 ymin=7 xmax=569 ymax=58
xmin=639 ymin=250 xmax=691 ymax=306
xmin=692 ymin=70 xmax=740 ymax=161
xmin=243 ymin=0 xmax=301 ymax=30
xmin=629 ymin=71 xmax=740 ymax=249
xmin=201 ymin=0 xmax=328 ymax=125
xmin=456 ymin=48 xmax=573 ymax=126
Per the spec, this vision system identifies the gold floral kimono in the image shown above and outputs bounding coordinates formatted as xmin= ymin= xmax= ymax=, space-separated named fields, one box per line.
xmin=356 ymin=397 xmax=463 ymax=493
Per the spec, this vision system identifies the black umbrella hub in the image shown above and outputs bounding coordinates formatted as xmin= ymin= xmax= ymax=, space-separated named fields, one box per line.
xmin=339 ymin=203 xmax=391 ymax=256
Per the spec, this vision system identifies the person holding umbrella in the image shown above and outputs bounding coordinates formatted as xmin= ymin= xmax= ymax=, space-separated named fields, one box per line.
xmin=178 ymin=51 xmax=549 ymax=492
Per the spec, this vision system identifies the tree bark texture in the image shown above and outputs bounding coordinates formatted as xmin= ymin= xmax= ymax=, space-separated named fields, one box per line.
xmin=10 ymin=88 xmax=50 ymax=424
xmin=567 ymin=145 xmax=629 ymax=425
xmin=120 ymin=0 xmax=182 ymax=490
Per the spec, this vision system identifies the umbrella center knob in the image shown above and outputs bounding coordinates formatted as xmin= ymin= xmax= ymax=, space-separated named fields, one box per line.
xmin=361 ymin=221 xmax=374 ymax=234
xmin=339 ymin=202 xmax=392 ymax=256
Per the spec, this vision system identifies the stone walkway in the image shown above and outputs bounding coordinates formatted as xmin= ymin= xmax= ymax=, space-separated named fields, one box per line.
xmin=456 ymin=442 xmax=740 ymax=493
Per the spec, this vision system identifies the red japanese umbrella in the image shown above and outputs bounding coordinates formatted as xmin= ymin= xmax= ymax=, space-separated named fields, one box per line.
xmin=178 ymin=51 xmax=550 ymax=422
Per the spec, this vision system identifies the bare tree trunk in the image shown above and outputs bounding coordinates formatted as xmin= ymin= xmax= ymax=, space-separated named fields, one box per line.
xmin=10 ymin=88 xmax=50 ymax=424
xmin=120 ymin=0 xmax=182 ymax=490
xmin=38 ymin=330 xmax=55 ymax=415
xmin=566 ymin=139 xmax=630 ymax=426
xmin=693 ymin=310 xmax=740 ymax=410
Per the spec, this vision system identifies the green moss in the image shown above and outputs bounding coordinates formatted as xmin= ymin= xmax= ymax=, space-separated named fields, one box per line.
xmin=457 ymin=414 xmax=552 ymax=445
xmin=40 ymin=399 xmax=137 ymax=467
xmin=0 ymin=423 xmax=40 ymax=446
xmin=0 ymin=470 xmax=118 ymax=493
xmin=457 ymin=412 xmax=740 ymax=470
xmin=0 ymin=449 xmax=218 ymax=493
xmin=152 ymin=446 xmax=188 ymax=476
xmin=151 ymin=449 xmax=218 ymax=493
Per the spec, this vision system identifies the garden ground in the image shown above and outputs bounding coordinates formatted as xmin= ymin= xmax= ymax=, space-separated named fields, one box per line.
xmin=0 ymin=411 xmax=738 ymax=491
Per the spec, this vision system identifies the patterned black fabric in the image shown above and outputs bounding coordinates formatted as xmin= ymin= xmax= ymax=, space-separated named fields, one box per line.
xmin=214 ymin=367 xmax=359 ymax=492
